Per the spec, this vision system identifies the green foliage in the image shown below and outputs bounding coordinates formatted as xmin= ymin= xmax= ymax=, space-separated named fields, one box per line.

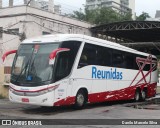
xmin=93 ymin=7 xmax=120 ymax=24
xmin=70 ymin=7 xmax=133 ymax=25
xmin=70 ymin=10 xmax=86 ymax=21
xmin=121 ymin=12 xmax=133 ymax=21
xmin=85 ymin=9 xmax=99 ymax=24
xmin=136 ymin=12 xmax=151 ymax=21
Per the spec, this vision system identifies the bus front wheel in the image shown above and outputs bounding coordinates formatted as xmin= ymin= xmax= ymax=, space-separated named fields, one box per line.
xmin=74 ymin=90 xmax=86 ymax=109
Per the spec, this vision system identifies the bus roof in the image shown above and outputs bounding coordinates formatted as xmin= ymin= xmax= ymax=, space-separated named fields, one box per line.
xmin=22 ymin=34 xmax=156 ymax=58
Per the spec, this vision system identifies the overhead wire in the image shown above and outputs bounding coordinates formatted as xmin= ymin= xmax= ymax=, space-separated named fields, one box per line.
xmin=0 ymin=0 xmax=87 ymax=53
xmin=20 ymin=20 xmax=63 ymax=33
xmin=29 ymin=14 xmax=87 ymax=28
xmin=27 ymin=0 xmax=32 ymax=6
xmin=3 ymin=21 xmax=21 ymax=30
xmin=0 ymin=0 xmax=85 ymax=42
xmin=0 ymin=37 xmax=19 ymax=45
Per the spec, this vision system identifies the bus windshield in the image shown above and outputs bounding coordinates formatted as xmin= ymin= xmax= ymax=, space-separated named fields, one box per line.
xmin=11 ymin=43 xmax=59 ymax=86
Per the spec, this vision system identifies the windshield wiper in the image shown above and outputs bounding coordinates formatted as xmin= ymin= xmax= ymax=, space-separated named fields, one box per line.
xmin=14 ymin=58 xmax=31 ymax=83
xmin=27 ymin=57 xmax=37 ymax=78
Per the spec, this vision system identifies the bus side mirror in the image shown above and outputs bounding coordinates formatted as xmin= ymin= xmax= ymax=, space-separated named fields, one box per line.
xmin=49 ymin=48 xmax=70 ymax=65
xmin=2 ymin=50 xmax=17 ymax=62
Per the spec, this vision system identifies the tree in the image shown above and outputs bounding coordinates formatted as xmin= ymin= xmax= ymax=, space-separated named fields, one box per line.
xmin=70 ymin=9 xmax=86 ymax=21
xmin=85 ymin=8 xmax=99 ymax=24
xmin=120 ymin=12 xmax=133 ymax=21
xmin=93 ymin=7 xmax=120 ymax=24
xmin=70 ymin=7 xmax=133 ymax=25
xmin=136 ymin=12 xmax=151 ymax=21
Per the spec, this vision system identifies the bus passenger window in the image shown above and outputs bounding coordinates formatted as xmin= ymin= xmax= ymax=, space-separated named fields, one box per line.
xmin=125 ymin=53 xmax=134 ymax=69
xmin=112 ymin=50 xmax=124 ymax=68
xmin=78 ymin=43 xmax=96 ymax=68
xmin=96 ymin=47 xmax=112 ymax=67
xmin=78 ymin=54 xmax=88 ymax=68
xmin=55 ymin=53 xmax=70 ymax=81
xmin=54 ymin=41 xmax=81 ymax=82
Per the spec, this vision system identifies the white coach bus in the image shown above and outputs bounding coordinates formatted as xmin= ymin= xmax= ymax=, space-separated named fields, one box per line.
xmin=2 ymin=34 xmax=158 ymax=108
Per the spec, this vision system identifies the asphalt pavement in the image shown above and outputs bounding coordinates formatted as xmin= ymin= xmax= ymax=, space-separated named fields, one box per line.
xmin=0 ymin=95 xmax=160 ymax=128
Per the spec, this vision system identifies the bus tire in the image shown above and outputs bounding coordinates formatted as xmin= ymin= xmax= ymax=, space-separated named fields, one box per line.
xmin=74 ymin=90 xmax=86 ymax=109
xmin=140 ymin=89 xmax=147 ymax=101
xmin=134 ymin=89 xmax=140 ymax=102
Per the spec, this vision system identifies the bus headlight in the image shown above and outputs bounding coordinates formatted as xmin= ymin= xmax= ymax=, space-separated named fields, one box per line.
xmin=48 ymin=85 xmax=59 ymax=92
xmin=39 ymin=90 xmax=48 ymax=95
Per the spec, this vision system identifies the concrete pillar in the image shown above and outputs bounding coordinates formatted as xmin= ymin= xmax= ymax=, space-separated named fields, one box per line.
xmin=0 ymin=0 xmax=2 ymax=8
xmin=9 ymin=0 xmax=13 ymax=7
xmin=48 ymin=0 xmax=54 ymax=12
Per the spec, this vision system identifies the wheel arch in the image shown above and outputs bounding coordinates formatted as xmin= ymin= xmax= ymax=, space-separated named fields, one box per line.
xmin=136 ymin=87 xmax=141 ymax=93
xmin=74 ymin=86 xmax=89 ymax=101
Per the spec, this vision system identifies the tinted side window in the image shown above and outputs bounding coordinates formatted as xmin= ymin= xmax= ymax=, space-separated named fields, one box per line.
xmin=133 ymin=55 xmax=157 ymax=71
xmin=112 ymin=50 xmax=125 ymax=68
xmin=78 ymin=43 xmax=96 ymax=68
xmin=143 ymin=63 xmax=150 ymax=71
xmin=55 ymin=41 xmax=81 ymax=81
xmin=96 ymin=46 xmax=112 ymax=67
xmin=133 ymin=55 xmax=139 ymax=70
xmin=78 ymin=43 xmax=156 ymax=72
xmin=125 ymin=53 xmax=134 ymax=69
xmin=140 ymin=55 xmax=152 ymax=71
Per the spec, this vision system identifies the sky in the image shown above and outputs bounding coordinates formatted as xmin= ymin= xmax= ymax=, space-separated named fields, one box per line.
xmin=2 ymin=0 xmax=160 ymax=17
xmin=54 ymin=0 xmax=160 ymax=18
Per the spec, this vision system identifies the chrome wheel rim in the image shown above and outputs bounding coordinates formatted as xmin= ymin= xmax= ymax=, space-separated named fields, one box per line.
xmin=77 ymin=94 xmax=84 ymax=106
xmin=135 ymin=92 xmax=139 ymax=101
xmin=141 ymin=91 xmax=146 ymax=100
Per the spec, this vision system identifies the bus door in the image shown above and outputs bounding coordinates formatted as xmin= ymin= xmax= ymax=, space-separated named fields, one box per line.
xmin=53 ymin=41 xmax=81 ymax=102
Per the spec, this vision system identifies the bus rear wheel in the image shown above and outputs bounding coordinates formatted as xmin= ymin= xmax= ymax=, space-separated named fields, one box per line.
xmin=140 ymin=89 xmax=147 ymax=101
xmin=134 ymin=89 xmax=140 ymax=102
xmin=74 ymin=90 xmax=86 ymax=109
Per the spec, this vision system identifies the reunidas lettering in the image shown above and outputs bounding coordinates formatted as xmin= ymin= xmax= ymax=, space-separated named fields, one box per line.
xmin=92 ymin=66 xmax=123 ymax=80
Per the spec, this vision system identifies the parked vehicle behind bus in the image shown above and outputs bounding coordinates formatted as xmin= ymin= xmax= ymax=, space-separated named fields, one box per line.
xmin=2 ymin=34 xmax=158 ymax=109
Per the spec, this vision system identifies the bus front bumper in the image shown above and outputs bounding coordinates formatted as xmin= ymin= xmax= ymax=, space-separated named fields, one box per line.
xmin=9 ymin=90 xmax=54 ymax=106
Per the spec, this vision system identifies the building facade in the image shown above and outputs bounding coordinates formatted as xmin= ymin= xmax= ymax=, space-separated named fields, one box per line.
xmin=155 ymin=10 xmax=160 ymax=18
xmin=0 ymin=5 xmax=92 ymax=97
xmin=154 ymin=10 xmax=160 ymax=21
xmin=0 ymin=0 xmax=61 ymax=14
xmin=86 ymin=0 xmax=135 ymax=19
xmin=146 ymin=10 xmax=160 ymax=21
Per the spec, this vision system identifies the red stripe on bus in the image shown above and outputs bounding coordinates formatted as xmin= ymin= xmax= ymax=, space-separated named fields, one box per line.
xmin=53 ymin=83 xmax=157 ymax=106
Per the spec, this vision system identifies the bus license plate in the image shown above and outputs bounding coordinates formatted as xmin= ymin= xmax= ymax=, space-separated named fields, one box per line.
xmin=22 ymin=98 xmax=29 ymax=102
